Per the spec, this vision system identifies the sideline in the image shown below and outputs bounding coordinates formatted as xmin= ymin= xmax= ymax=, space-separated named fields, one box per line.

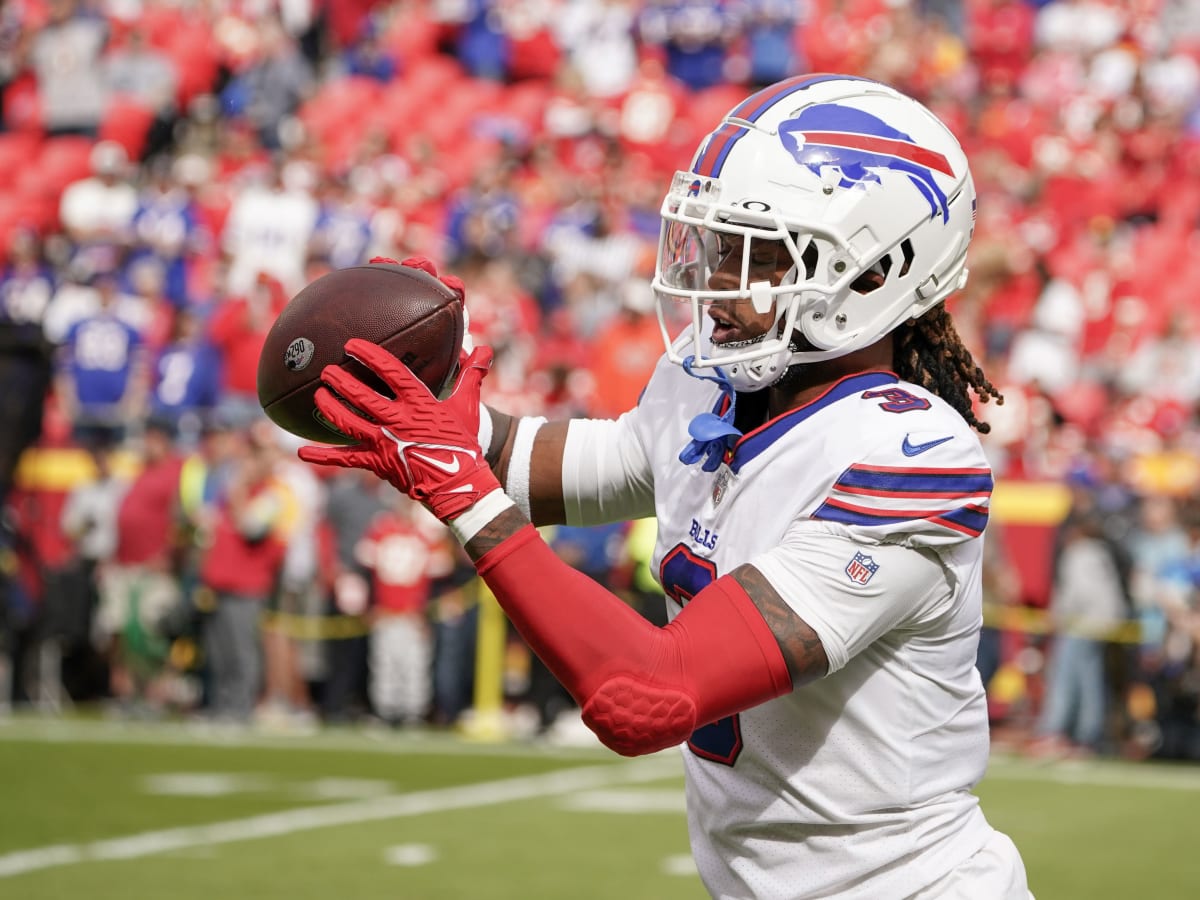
xmin=0 ymin=755 xmax=680 ymax=879
xmin=0 ymin=715 xmax=609 ymax=759
xmin=984 ymin=755 xmax=1200 ymax=793
xmin=6 ymin=717 xmax=1200 ymax=789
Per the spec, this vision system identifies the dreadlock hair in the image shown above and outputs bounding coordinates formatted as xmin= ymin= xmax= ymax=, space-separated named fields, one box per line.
xmin=894 ymin=304 xmax=1003 ymax=434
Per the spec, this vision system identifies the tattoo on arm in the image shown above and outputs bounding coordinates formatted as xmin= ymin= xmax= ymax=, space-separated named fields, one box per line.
xmin=464 ymin=505 xmax=531 ymax=562
xmin=731 ymin=564 xmax=828 ymax=686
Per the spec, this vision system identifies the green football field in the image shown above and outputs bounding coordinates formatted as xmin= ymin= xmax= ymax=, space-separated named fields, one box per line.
xmin=1 ymin=717 xmax=1198 ymax=899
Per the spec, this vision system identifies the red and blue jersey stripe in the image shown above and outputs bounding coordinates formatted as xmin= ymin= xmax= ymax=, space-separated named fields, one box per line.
xmin=814 ymin=464 xmax=993 ymax=537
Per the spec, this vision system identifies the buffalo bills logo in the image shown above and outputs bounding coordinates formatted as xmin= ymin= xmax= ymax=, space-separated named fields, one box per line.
xmin=778 ymin=105 xmax=954 ymax=222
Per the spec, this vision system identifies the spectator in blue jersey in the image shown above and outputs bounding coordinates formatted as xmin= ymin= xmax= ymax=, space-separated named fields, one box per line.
xmin=638 ymin=0 xmax=737 ymax=92
xmin=131 ymin=158 xmax=208 ymax=309
xmin=453 ymin=0 xmax=510 ymax=81
xmin=56 ymin=271 xmax=147 ymax=447
xmin=743 ymin=0 xmax=802 ymax=87
xmin=311 ymin=177 xmax=374 ymax=272
xmin=149 ymin=309 xmax=222 ymax=445
xmin=340 ymin=19 xmax=399 ymax=83
xmin=444 ymin=165 xmax=522 ymax=263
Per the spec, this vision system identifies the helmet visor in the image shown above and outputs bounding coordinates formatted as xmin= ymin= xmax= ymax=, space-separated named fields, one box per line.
xmin=659 ymin=219 xmax=717 ymax=293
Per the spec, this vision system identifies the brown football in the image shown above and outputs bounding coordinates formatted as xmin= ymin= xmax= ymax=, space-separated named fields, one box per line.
xmin=257 ymin=262 xmax=465 ymax=444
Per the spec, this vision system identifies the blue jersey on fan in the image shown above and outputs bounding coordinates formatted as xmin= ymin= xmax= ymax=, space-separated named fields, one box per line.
xmin=150 ymin=337 xmax=223 ymax=421
xmin=132 ymin=191 xmax=202 ymax=307
xmin=313 ymin=202 xmax=373 ymax=271
xmin=62 ymin=312 xmax=142 ymax=408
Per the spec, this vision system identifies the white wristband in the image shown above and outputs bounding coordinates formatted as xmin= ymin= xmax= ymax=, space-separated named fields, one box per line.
xmin=477 ymin=402 xmax=494 ymax=458
xmin=449 ymin=489 xmax=516 ymax=545
xmin=507 ymin=415 xmax=546 ymax=519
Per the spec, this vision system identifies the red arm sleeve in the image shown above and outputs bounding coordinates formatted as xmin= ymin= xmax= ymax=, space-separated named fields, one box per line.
xmin=476 ymin=525 xmax=792 ymax=756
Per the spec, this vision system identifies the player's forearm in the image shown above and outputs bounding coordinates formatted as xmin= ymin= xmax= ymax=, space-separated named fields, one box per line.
xmin=463 ymin=503 xmax=530 ymax=562
xmin=482 ymin=406 xmax=568 ymax=525
xmin=463 ymin=509 xmax=792 ymax=756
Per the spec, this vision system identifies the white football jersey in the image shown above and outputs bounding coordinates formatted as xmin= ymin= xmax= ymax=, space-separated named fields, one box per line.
xmin=590 ymin=348 xmax=999 ymax=898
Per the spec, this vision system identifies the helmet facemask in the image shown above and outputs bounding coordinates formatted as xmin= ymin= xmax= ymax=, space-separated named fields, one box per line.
xmin=653 ymin=179 xmax=805 ymax=391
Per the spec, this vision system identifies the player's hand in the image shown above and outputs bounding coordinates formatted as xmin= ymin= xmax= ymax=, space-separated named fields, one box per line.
xmin=297 ymin=338 xmax=500 ymax=523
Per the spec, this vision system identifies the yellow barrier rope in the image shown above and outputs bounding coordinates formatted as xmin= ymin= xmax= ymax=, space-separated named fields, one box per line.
xmin=981 ymin=603 xmax=1144 ymax=644
xmin=257 ymin=600 xmax=1145 ymax=645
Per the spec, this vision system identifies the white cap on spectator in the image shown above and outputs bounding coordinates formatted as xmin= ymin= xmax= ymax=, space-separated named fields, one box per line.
xmin=90 ymin=140 xmax=129 ymax=176
xmin=173 ymin=153 xmax=212 ymax=187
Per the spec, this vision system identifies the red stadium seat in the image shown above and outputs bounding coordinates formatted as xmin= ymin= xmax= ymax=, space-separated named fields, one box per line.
xmin=0 ymin=197 xmax=28 ymax=251
xmin=0 ymin=132 xmax=42 ymax=175
xmin=35 ymin=137 xmax=95 ymax=194
xmin=419 ymin=79 xmax=505 ymax=149
xmin=2 ymin=72 xmax=41 ymax=132
xmin=164 ymin=29 xmax=220 ymax=109
xmin=382 ymin=11 xmax=440 ymax=62
xmin=397 ymin=55 xmax=465 ymax=102
xmin=0 ymin=183 xmax=57 ymax=238
xmin=139 ymin=4 xmax=187 ymax=49
xmin=377 ymin=80 xmax=428 ymax=124
xmin=501 ymin=80 xmax=553 ymax=134
xmin=298 ymin=75 xmax=383 ymax=143
xmin=438 ymin=137 xmax=503 ymax=191
xmin=99 ymin=96 xmax=157 ymax=161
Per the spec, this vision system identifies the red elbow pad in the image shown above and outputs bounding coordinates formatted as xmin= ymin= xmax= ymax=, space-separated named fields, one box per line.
xmin=476 ymin=527 xmax=792 ymax=756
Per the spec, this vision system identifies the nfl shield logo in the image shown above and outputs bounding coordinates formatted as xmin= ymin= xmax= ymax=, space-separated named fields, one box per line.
xmin=712 ymin=465 xmax=731 ymax=506
xmin=845 ymin=551 xmax=880 ymax=585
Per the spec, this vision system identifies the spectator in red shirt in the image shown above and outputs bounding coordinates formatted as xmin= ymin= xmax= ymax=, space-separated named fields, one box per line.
xmin=969 ymin=0 xmax=1036 ymax=91
xmin=96 ymin=418 xmax=185 ymax=711
xmin=198 ymin=424 xmax=291 ymax=722
xmin=356 ymin=494 xmax=453 ymax=727
xmin=208 ymin=271 xmax=288 ymax=428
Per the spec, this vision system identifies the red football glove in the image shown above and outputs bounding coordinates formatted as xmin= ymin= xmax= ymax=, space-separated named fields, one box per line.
xmin=370 ymin=255 xmax=467 ymax=299
xmin=297 ymin=337 xmax=500 ymax=522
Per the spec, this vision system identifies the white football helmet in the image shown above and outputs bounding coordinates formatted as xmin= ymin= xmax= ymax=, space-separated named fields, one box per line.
xmin=652 ymin=74 xmax=976 ymax=391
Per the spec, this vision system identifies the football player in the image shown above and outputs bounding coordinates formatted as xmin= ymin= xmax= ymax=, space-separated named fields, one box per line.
xmin=300 ymin=75 xmax=1033 ymax=899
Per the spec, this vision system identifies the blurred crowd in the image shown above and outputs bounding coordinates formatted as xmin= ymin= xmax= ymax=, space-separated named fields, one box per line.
xmin=1 ymin=0 xmax=1200 ymax=757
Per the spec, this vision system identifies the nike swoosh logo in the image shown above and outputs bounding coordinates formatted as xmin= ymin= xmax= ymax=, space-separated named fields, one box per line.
xmin=410 ymin=451 xmax=461 ymax=474
xmin=901 ymin=434 xmax=955 ymax=457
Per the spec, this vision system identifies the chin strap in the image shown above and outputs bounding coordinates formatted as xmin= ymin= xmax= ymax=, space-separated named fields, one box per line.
xmin=678 ymin=355 xmax=742 ymax=472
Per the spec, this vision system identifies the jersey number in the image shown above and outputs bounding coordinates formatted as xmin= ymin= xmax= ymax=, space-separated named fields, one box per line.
xmin=659 ymin=544 xmax=743 ymax=766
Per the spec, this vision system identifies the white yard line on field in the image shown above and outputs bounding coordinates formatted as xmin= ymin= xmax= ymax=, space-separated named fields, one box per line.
xmin=0 ymin=756 xmax=680 ymax=879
